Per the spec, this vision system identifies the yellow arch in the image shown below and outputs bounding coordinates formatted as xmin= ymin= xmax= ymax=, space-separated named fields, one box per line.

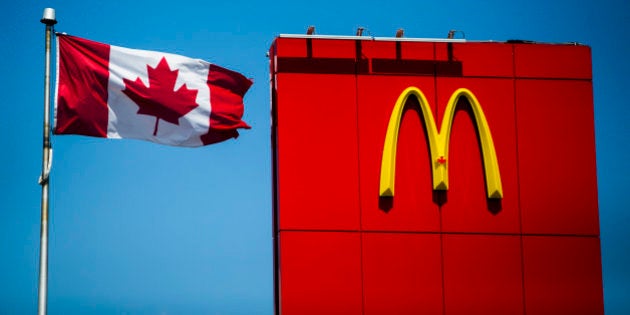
xmin=379 ymin=87 xmax=503 ymax=199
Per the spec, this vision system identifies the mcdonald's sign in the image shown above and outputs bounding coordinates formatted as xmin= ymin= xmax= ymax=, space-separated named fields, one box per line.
xmin=380 ymin=87 xmax=503 ymax=199
xmin=270 ymin=35 xmax=603 ymax=315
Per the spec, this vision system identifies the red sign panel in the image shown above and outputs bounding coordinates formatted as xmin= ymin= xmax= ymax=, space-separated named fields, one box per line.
xmin=270 ymin=36 xmax=602 ymax=314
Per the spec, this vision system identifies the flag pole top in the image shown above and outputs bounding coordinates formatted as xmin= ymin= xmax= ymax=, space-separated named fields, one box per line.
xmin=41 ymin=8 xmax=57 ymax=25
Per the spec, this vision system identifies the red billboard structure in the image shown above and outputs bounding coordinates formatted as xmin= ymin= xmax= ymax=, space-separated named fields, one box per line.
xmin=270 ymin=34 xmax=603 ymax=314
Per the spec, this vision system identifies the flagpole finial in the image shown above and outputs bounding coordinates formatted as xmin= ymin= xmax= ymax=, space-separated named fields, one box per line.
xmin=41 ymin=8 xmax=57 ymax=25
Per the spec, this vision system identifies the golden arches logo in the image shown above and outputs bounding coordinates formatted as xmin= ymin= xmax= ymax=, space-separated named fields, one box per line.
xmin=379 ymin=87 xmax=503 ymax=199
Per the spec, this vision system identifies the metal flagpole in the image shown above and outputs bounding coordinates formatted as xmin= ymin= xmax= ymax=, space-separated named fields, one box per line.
xmin=38 ymin=8 xmax=56 ymax=315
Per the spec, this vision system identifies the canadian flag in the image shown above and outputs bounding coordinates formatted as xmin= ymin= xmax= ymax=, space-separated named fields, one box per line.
xmin=54 ymin=34 xmax=252 ymax=147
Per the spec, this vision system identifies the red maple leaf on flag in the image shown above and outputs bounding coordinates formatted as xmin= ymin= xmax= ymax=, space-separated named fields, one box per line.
xmin=122 ymin=57 xmax=199 ymax=135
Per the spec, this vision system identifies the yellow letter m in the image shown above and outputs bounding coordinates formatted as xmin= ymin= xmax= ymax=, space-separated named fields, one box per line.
xmin=379 ymin=87 xmax=503 ymax=199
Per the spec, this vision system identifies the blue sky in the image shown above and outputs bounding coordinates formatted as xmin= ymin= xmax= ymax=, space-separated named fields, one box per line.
xmin=1 ymin=0 xmax=628 ymax=314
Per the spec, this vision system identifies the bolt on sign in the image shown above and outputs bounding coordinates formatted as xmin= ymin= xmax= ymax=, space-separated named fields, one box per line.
xmin=270 ymin=34 xmax=603 ymax=315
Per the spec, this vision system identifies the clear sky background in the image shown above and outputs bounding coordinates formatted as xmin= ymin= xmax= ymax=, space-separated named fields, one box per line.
xmin=1 ymin=0 xmax=628 ymax=314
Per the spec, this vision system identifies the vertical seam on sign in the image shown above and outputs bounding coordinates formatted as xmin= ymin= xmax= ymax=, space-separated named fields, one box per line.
xmin=306 ymin=38 xmax=313 ymax=59
xmin=433 ymin=43 xmax=447 ymax=315
xmin=354 ymin=39 xmax=366 ymax=315
xmin=513 ymin=44 xmax=528 ymax=315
